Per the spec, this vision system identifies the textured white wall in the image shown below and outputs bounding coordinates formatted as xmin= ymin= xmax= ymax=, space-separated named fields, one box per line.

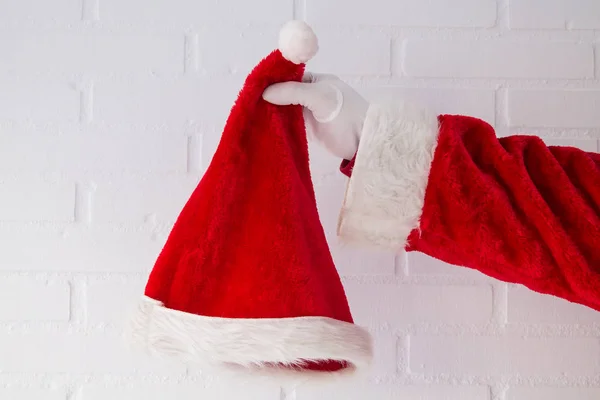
xmin=1 ymin=0 xmax=600 ymax=399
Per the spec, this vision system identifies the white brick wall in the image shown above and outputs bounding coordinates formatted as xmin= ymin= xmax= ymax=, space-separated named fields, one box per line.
xmin=305 ymin=0 xmax=497 ymax=27
xmin=1 ymin=1 xmax=599 ymax=399
xmin=0 ymin=132 xmax=189 ymax=173
xmin=1 ymin=34 xmax=184 ymax=74
xmin=508 ymin=90 xmax=600 ymax=128
xmin=345 ymin=282 xmax=494 ymax=326
xmin=0 ymin=78 xmax=79 ymax=121
xmin=411 ymin=336 xmax=600 ymax=376
xmin=311 ymin=30 xmax=391 ymax=76
xmin=0 ymin=389 xmax=67 ymax=400
xmin=296 ymin=383 xmax=491 ymax=400
xmin=0 ymin=278 xmax=70 ymax=321
xmin=508 ymin=0 xmax=600 ymax=30
xmin=0 ymin=180 xmax=75 ymax=222
xmin=0 ymin=0 xmax=80 ymax=26
xmin=80 ymin=382 xmax=281 ymax=400
xmin=507 ymin=387 xmax=600 ymax=400
xmin=98 ymin=0 xmax=292 ymax=25
xmin=402 ymin=40 xmax=594 ymax=79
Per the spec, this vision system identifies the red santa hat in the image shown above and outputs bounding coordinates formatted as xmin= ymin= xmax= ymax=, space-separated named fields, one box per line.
xmin=125 ymin=20 xmax=372 ymax=378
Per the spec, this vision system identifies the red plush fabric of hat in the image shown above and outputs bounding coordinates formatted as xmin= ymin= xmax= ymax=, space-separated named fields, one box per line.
xmin=125 ymin=20 xmax=372 ymax=377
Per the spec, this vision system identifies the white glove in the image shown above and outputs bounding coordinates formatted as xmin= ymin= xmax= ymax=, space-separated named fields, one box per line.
xmin=262 ymin=73 xmax=369 ymax=160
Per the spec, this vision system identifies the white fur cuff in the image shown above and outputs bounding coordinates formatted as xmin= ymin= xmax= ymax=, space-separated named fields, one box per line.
xmin=124 ymin=296 xmax=373 ymax=381
xmin=337 ymin=102 xmax=440 ymax=251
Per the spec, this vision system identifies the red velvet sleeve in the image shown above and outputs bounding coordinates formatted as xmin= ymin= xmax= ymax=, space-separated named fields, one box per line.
xmin=407 ymin=115 xmax=600 ymax=311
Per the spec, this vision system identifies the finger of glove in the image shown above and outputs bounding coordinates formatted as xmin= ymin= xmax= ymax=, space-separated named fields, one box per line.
xmin=262 ymin=81 xmax=315 ymax=106
xmin=262 ymin=81 xmax=338 ymax=120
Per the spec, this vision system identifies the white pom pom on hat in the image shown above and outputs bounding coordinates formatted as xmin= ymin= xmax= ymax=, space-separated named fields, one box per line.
xmin=278 ymin=20 xmax=319 ymax=64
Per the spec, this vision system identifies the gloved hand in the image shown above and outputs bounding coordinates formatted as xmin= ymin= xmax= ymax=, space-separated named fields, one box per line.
xmin=262 ymin=73 xmax=369 ymax=160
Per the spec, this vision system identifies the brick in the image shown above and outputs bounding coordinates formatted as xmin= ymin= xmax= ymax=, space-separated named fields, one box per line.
xmin=0 ymin=0 xmax=79 ymax=24
xmin=507 ymin=387 xmax=600 ymax=400
xmin=199 ymin=28 xmax=389 ymax=77
xmin=306 ymin=0 xmax=496 ymax=27
xmin=93 ymin=78 xmax=242 ymax=126
xmin=0 ymin=388 xmax=66 ymax=400
xmin=87 ymin=280 xmax=145 ymax=325
xmin=99 ymin=0 xmax=292 ymax=25
xmin=330 ymin=243 xmax=397 ymax=276
xmin=305 ymin=140 xmax=347 ymax=182
xmin=0 ymin=132 xmax=187 ymax=174
xmin=0 ymin=79 xmax=79 ymax=122
xmin=541 ymin=138 xmax=598 ymax=152
xmin=410 ymin=336 xmax=600 ymax=376
xmin=297 ymin=383 xmax=490 ymax=400
xmin=0 ymin=226 xmax=164 ymax=272
xmin=1 ymin=34 xmax=184 ymax=74
xmin=314 ymin=183 xmax=396 ymax=276
xmin=509 ymin=0 xmax=600 ymax=29
xmin=310 ymin=30 xmax=391 ymax=76
xmin=0 ymin=332 xmax=185 ymax=374
xmin=0 ymin=278 xmax=69 ymax=321
xmin=197 ymin=28 xmax=276 ymax=75
xmin=407 ymin=252 xmax=489 ymax=279
xmin=0 ymin=181 xmax=75 ymax=222
xmin=401 ymin=40 xmax=593 ymax=79
xmin=93 ymin=176 xmax=199 ymax=224
xmin=369 ymin=333 xmax=398 ymax=377
xmin=359 ymin=87 xmax=496 ymax=125
xmin=508 ymin=90 xmax=600 ymax=128
xmin=507 ymin=286 xmax=600 ymax=324
xmin=81 ymin=382 xmax=280 ymax=400
xmin=344 ymin=282 xmax=493 ymax=327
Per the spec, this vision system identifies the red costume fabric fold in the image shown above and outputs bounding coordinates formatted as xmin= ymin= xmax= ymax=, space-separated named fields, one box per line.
xmin=339 ymin=103 xmax=600 ymax=311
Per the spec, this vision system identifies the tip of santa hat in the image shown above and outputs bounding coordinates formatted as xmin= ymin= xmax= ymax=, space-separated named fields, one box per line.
xmin=278 ymin=20 xmax=318 ymax=64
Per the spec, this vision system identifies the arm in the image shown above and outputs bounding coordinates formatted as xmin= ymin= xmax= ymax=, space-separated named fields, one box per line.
xmin=263 ymin=74 xmax=600 ymax=311
xmin=339 ymin=103 xmax=600 ymax=311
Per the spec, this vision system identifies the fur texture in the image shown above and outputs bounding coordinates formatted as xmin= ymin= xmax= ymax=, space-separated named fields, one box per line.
xmin=126 ymin=296 xmax=372 ymax=378
xmin=409 ymin=115 xmax=600 ymax=311
xmin=278 ymin=20 xmax=319 ymax=64
xmin=340 ymin=108 xmax=600 ymax=312
xmin=127 ymin=47 xmax=372 ymax=376
xmin=337 ymin=102 xmax=440 ymax=251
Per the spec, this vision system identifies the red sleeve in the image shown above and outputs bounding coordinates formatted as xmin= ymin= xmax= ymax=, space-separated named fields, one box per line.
xmin=409 ymin=116 xmax=600 ymax=311
xmin=337 ymin=103 xmax=600 ymax=311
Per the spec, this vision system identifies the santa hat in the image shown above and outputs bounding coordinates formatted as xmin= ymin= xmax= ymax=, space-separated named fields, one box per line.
xmin=125 ymin=20 xmax=372 ymax=378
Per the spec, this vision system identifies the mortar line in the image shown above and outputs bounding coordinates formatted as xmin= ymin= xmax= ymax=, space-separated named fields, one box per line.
xmin=293 ymin=0 xmax=307 ymax=21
